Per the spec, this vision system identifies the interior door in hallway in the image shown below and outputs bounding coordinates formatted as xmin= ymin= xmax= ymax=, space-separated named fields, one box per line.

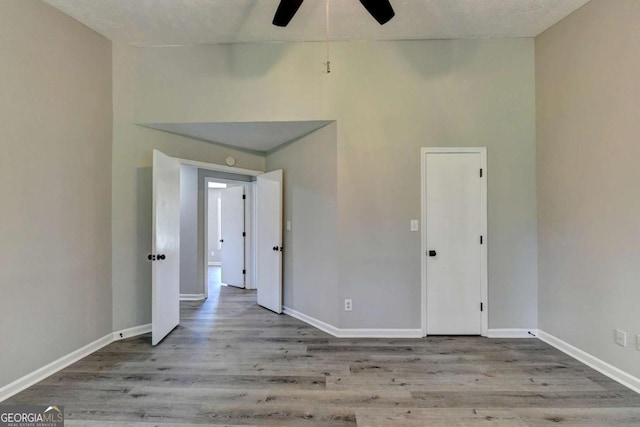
xmin=151 ymin=150 xmax=181 ymax=345
xmin=256 ymin=169 xmax=283 ymax=313
xmin=425 ymin=149 xmax=486 ymax=335
xmin=220 ymin=185 xmax=245 ymax=288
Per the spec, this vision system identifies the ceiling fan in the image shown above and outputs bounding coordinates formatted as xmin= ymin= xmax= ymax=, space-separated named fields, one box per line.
xmin=273 ymin=0 xmax=395 ymax=27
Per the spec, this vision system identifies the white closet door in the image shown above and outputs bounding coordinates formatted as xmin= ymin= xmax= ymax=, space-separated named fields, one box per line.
xmin=256 ymin=170 xmax=283 ymax=313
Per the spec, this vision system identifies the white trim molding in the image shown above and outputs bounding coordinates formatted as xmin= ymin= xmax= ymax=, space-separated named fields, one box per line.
xmin=487 ymin=328 xmax=537 ymax=338
xmin=283 ymin=306 xmax=340 ymax=337
xmin=537 ymin=330 xmax=640 ymax=395
xmin=338 ymin=329 xmax=422 ymax=339
xmin=203 ymin=177 xmax=255 ymax=296
xmin=420 ymin=147 xmax=488 ymax=337
xmin=0 ymin=324 xmax=151 ymax=403
xmin=174 ymin=156 xmax=263 ymax=177
xmin=283 ymin=307 xmax=421 ymax=339
xmin=180 ymin=293 xmax=206 ymax=301
xmin=0 ymin=334 xmax=112 ymax=403
xmin=112 ymin=323 xmax=152 ymax=340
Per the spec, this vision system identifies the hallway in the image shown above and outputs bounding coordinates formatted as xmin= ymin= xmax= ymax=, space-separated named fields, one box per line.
xmin=6 ymin=276 xmax=640 ymax=425
xmin=207 ymin=265 xmax=224 ymax=296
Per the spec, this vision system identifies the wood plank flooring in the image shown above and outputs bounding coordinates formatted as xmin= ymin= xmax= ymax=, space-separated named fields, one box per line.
xmin=6 ymin=269 xmax=640 ymax=425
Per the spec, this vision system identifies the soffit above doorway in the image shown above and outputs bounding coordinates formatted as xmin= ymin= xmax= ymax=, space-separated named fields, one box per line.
xmin=141 ymin=120 xmax=333 ymax=155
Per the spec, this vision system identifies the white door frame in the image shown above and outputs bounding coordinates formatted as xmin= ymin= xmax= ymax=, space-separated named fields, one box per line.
xmin=420 ymin=147 xmax=488 ymax=337
xmin=171 ymin=156 xmax=263 ymax=299
xmin=204 ymin=177 xmax=255 ymax=295
xmin=177 ymin=157 xmax=262 ymax=178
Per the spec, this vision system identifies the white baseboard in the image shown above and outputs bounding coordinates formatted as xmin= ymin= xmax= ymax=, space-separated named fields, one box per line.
xmin=338 ymin=328 xmax=422 ymax=338
xmin=0 ymin=333 xmax=112 ymax=402
xmin=180 ymin=293 xmax=206 ymax=301
xmin=0 ymin=324 xmax=151 ymax=403
xmin=537 ymin=330 xmax=640 ymax=395
xmin=283 ymin=306 xmax=341 ymax=336
xmin=283 ymin=306 xmax=421 ymax=338
xmin=112 ymin=323 xmax=151 ymax=340
xmin=487 ymin=328 xmax=538 ymax=338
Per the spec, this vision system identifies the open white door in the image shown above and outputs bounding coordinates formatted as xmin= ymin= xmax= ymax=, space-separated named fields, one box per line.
xmin=151 ymin=150 xmax=181 ymax=345
xmin=256 ymin=170 xmax=283 ymax=313
xmin=220 ymin=186 xmax=245 ymax=288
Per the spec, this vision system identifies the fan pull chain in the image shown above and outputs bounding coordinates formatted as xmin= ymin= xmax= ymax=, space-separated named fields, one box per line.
xmin=325 ymin=0 xmax=331 ymax=73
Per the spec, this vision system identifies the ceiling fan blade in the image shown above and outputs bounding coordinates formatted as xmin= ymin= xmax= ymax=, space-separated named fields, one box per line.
xmin=359 ymin=0 xmax=395 ymax=25
xmin=272 ymin=0 xmax=304 ymax=27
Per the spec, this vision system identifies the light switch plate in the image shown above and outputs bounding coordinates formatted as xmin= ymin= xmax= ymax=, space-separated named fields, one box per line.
xmin=615 ymin=329 xmax=627 ymax=347
xmin=286 ymin=221 xmax=291 ymax=231
xmin=410 ymin=220 xmax=419 ymax=232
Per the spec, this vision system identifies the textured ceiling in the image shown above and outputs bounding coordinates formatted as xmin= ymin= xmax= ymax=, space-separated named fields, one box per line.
xmin=43 ymin=0 xmax=590 ymax=46
xmin=142 ymin=121 xmax=333 ymax=154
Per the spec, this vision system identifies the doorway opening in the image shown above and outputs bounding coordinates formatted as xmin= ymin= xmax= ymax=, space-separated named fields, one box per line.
xmin=204 ymin=177 xmax=256 ymax=300
xmin=206 ymin=181 xmax=226 ymax=268
xmin=152 ymin=150 xmax=284 ymax=345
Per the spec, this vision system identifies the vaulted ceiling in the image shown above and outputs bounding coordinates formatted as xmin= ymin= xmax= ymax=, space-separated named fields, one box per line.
xmin=42 ymin=0 xmax=590 ymax=153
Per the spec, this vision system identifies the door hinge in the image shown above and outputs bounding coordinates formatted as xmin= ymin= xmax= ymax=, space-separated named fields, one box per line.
xmin=242 ymin=194 xmax=246 ymax=200
xmin=242 ymin=232 xmax=246 ymax=237
xmin=480 ymin=235 xmax=483 ymax=244
xmin=480 ymin=302 xmax=484 ymax=312
xmin=242 ymin=269 xmax=246 ymax=275
xmin=480 ymin=168 xmax=483 ymax=178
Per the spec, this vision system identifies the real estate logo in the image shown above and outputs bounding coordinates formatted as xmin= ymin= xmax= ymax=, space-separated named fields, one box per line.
xmin=0 ymin=405 xmax=64 ymax=427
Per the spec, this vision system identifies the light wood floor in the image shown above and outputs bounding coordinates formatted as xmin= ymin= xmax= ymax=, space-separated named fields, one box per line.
xmin=6 ymin=268 xmax=640 ymax=425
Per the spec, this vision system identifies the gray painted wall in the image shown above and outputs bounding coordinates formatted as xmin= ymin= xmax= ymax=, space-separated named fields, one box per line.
xmin=207 ymin=188 xmax=222 ymax=264
xmin=112 ymin=44 xmax=266 ymax=331
xmin=266 ymin=123 xmax=339 ymax=326
xmin=115 ymin=39 xmax=537 ymax=331
xmin=536 ymin=0 xmax=640 ymax=378
xmin=0 ymin=0 xmax=112 ymax=387
xmin=179 ymin=166 xmax=199 ymax=295
xmin=332 ymin=41 xmax=537 ymax=329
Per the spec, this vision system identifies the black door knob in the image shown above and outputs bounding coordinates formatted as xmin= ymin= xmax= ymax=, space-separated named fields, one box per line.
xmin=273 ymin=246 xmax=279 ymax=251
xmin=219 ymin=239 xmax=224 ymax=243
xmin=158 ymin=254 xmax=166 ymax=260
xmin=147 ymin=254 xmax=155 ymax=261
xmin=429 ymin=250 xmax=437 ymax=257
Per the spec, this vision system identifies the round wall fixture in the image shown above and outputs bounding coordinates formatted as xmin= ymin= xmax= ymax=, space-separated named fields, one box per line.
xmin=225 ymin=156 xmax=236 ymax=166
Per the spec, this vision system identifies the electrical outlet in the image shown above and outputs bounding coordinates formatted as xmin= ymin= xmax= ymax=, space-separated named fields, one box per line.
xmin=615 ymin=329 xmax=627 ymax=347
xmin=286 ymin=221 xmax=292 ymax=231
xmin=344 ymin=299 xmax=352 ymax=311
